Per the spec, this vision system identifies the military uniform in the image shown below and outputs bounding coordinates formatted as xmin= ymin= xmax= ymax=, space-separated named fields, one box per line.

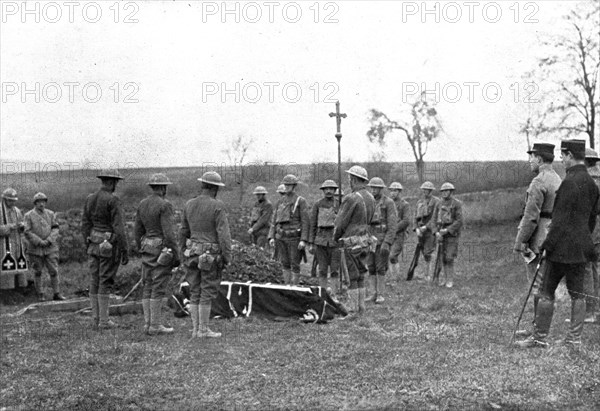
xmin=414 ymin=196 xmax=440 ymax=261
xmin=268 ymin=192 xmax=309 ymax=282
xmin=436 ymin=197 xmax=463 ymax=263
xmin=309 ymin=196 xmax=340 ymax=285
xmin=135 ymin=185 xmax=180 ymax=334
xmin=585 ymin=158 xmax=600 ymax=321
xmin=249 ymin=198 xmax=273 ymax=248
xmin=390 ymin=197 xmax=410 ymax=265
xmin=0 ymin=192 xmax=26 ymax=289
xmin=24 ymin=205 xmax=60 ymax=298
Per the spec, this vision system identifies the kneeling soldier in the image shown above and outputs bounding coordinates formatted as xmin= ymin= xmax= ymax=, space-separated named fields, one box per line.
xmin=180 ymin=172 xmax=232 ymax=338
xmin=435 ymin=183 xmax=463 ymax=288
xmin=134 ymin=173 xmax=180 ymax=335
xmin=366 ymin=177 xmax=397 ymax=303
xmin=309 ymin=180 xmax=341 ymax=291
xmin=24 ymin=193 xmax=63 ymax=301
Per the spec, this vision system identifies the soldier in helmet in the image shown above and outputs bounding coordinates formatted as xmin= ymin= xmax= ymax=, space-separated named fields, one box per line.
xmin=24 ymin=193 xmax=63 ymax=301
xmin=1 ymin=188 xmax=26 ymax=288
xmin=248 ymin=186 xmax=273 ymax=248
xmin=268 ymin=174 xmax=310 ymax=285
xmin=333 ymin=165 xmax=375 ymax=317
xmin=134 ymin=173 xmax=180 ymax=335
xmin=435 ymin=183 xmax=463 ymax=288
xmin=513 ymin=143 xmax=562 ymax=337
xmin=583 ymin=148 xmax=600 ymax=323
xmin=309 ymin=180 xmax=341 ymax=291
xmin=82 ymin=169 xmax=129 ymax=329
xmin=277 ymin=184 xmax=286 ymax=196
xmin=366 ymin=177 xmax=397 ymax=303
xmin=180 ymin=171 xmax=232 ymax=338
xmin=388 ymin=182 xmax=410 ymax=278
xmin=414 ymin=181 xmax=440 ymax=281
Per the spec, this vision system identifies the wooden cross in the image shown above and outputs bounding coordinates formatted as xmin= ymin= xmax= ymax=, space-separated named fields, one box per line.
xmin=329 ymin=101 xmax=347 ymax=136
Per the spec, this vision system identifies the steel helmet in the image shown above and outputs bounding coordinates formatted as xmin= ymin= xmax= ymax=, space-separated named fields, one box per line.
xmin=320 ymin=179 xmax=338 ymax=190
xmin=276 ymin=184 xmax=286 ymax=193
xmin=367 ymin=177 xmax=386 ymax=188
xmin=2 ymin=188 xmax=18 ymax=201
xmin=147 ymin=173 xmax=172 ymax=186
xmin=389 ymin=182 xmax=403 ymax=190
xmin=281 ymin=174 xmax=299 ymax=185
xmin=198 ymin=171 xmax=225 ymax=187
xmin=33 ymin=192 xmax=48 ymax=203
xmin=345 ymin=165 xmax=368 ymax=181
xmin=440 ymin=182 xmax=455 ymax=191
xmin=97 ymin=169 xmax=124 ymax=180
xmin=585 ymin=148 xmax=600 ymax=162
xmin=420 ymin=181 xmax=435 ymax=190
xmin=253 ymin=186 xmax=268 ymax=195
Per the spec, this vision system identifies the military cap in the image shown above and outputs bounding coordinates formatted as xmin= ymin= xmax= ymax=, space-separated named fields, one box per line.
xmin=33 ymin=192 xmax=48 ymax=203
xmin=97 ymin=169 xmax=124 ymax=180
xmin=253 ymin=186 xmax=268 ymax=195
xmin=147 ymin=173 xmax=172 ymax=186
xmin=345 ymin=165 xmax=368 ymax=181
xmin=198 ymin=171 xmax=225 ymax=187
xmin=560 ymin=139 xmax=586 ymax=157
xmin=527 ymin=143 xmax=555 ymax=155
xmin=2 ymin=188 xmax=18 ymax=201
xmin=585 ymin=148 xmax=600 ymax=162
xmin=320 ymin=180 xmax=338 ymax=190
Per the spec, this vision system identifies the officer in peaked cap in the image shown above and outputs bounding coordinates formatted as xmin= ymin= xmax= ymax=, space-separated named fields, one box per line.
xmin=248 ymin=186 xmax=273 ymax=248
xmin=513 ymin=142 xmax=562 ymax=337
xmin=82 ymin=169 xmax=129 ymax=329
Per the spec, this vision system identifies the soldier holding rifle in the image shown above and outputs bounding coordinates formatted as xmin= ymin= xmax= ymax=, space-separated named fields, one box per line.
xmin=434 ymin=183 xmax=463 ymax=288
xmin=411 ymin=181 xmax=440 ymax=281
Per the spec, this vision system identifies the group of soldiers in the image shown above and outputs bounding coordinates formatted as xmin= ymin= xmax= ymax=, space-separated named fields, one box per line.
xmin=513 ymin=139 xmax=600 ymax=348
xmin=247 ymin=165 xmax=463 ymax=318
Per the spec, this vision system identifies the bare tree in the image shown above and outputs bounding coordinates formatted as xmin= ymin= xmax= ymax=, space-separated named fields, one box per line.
xmin=367 ymin=93 xmax=443 ymax=182
xmin=536 ymin=0 xmax=599 ymax=147
xmin=222 ymin=135 xmax=254 ymax=201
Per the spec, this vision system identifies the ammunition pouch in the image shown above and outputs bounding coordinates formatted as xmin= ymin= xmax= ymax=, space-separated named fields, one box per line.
xmin=371 ymin=224 xmax=387 ymax=233
xmin=140 ymin=236 xmax=163 ymax=256
xmin=88 ymin=229 xmax=112 ymax=245
xmin=87 ymin=230 xmax=113 ymax=257
xmin=340 ymin=233 xmax=378 ymax=256
xmin=275 ymin=226 xmax=301 ymax=240
xmin=183 ymin=240 xmax=221 ymax=269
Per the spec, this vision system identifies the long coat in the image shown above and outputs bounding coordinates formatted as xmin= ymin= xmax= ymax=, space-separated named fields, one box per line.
xmin=542 ymin=164 xmax=600 ymax=264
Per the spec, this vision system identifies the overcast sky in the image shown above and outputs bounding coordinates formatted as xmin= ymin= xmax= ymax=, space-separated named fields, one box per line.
xmin=0 ymin=0 xmax=579 ymax=169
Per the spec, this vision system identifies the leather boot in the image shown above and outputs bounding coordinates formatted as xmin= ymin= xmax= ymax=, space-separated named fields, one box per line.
xmin=515 ymin=295 xmax=539 ymax=338
xmin=358 ymin=287 xmax=366 ymax=314
xmin=565 ymin=299 xmax=586 ymax=345
xmin=190 ymin=304 xmax=199 ymax=338
xmin=89 ymin=294 xmax=99 ymax=327
xmin=365 ymin=275 xmax=377 ymax=302
xmin=515 ymin=298 xmax=553 ymax=348
xmin=142 ymin=299 xmax=151 ymax=334
xmin=50 ymin=276 xmax=65 ymax=300
xmin=148 ymin=299 xmax=174 ymax=335
xmin=34 ymin=275 xmax=44 ymax=301
xmin=282 ymin=270 xmax=291 ymax=285
xmin=98 ymin=294 xmax=117 ymax=329
xmin=445 ymin=264 xmax=454 ymax=288
xmin=198 ymin=303 xmax=221 ymax=338
xmin=375 ymin=275 xmax=385 ymax=304
xmin=342 ymin=288 xmax=359 ymax=320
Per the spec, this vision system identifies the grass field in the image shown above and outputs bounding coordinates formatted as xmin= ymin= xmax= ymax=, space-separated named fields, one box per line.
xmin=1 ymin=223 xmax=599 ymax=410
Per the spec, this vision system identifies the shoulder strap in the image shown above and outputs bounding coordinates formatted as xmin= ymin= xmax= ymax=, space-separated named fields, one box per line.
xmin=292 ymin=196 xmax=303 ymax=214
xmin=355 ymin=192 xmax=368 ymax=216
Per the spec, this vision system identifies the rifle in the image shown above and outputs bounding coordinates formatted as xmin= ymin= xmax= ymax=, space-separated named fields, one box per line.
xmin=432 ymin=236 xmax=444 ymax=284
xmin=310 ymin=254 xmax=318 ymax=277
xmin=271 ymin=241 xmax=279 ymax=261
xmin=339 ymin=248 xmax=350 ymax=291
xmin=510 ymin=251 xmax=546 ymax=347
xmin=406 ymin=236 xmax=424 ymax=281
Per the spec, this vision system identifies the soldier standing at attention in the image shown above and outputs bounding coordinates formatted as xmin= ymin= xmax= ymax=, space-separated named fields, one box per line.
xmin=414 ymin=181 xmax=440 ymax=281
xmin=134 ymin=173 xmax=180 ymax=335
xmin=516 ymin=139 xmax=599 ymax=348
xmin=333 ymin=166 xmax=375 ymax=318
xmin=388 ymin=182 xmax=410 ymax=278
xmin=513 ymin=143 xmax=561 ymax=337
xmin=180 ymin=171 xmax=232 ymax=338
xmin=366 ymin=177 xmax=397 ymax=303
xmin=82 ymin=170 xmax=129 ymax=329
xmin=24 ymin=193 xmax=64 ymax=301
xmin=268 ymin=175 xmax=310 ymax=286
xmin=247 ymin=186 xmax=273 ymax=249
xmin=309 ymin=180 xmax=340 ymax=290
xmin=435 ymin=183 xmax=463 ymax=288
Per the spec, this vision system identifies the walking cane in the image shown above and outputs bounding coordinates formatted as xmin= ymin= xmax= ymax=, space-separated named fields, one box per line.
xmin=509 ymin=250 xmax=546 ymax=347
